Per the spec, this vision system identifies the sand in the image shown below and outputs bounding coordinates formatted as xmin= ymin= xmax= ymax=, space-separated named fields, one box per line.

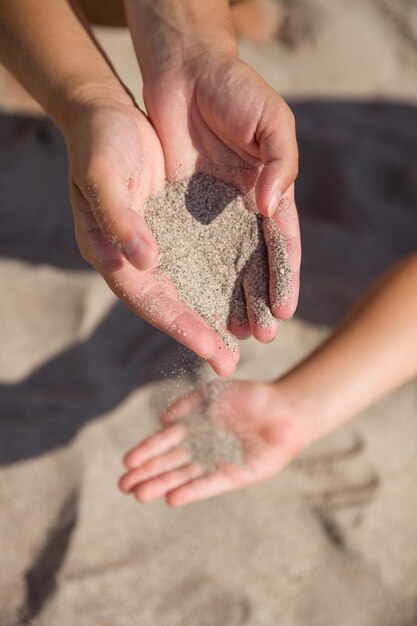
xmin=144 ymin=173 xmax=292 ymax=472
xmin=144 ymin=173 xmax=291 ymax=349
xmin=1 ymin=0 xmax=417 ymax=624
xmin=183 ymin=410 xmax=244 ymax=473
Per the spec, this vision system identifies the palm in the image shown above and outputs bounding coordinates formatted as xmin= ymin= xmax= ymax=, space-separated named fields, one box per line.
xmin=68 ymin=102 xmax=237 ymax=377
xmin=144 ymin=56 xmax=301 ymax=338
xmin=119 ymin=381 xmax=304 ymax=506
xmin=145 ymin=60 xmax=259 ymax=186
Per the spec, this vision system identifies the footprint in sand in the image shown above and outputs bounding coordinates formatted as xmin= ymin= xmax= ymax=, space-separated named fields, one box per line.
xmin=292 ymin=430 xmax=381 ymax=548
xmin=278 ymin=0 xmax=323 ymax=48
xmin=375 ymin=0 xmax=417 ymax=53
xmin=156 ymin=575 xmax=252 ymax=626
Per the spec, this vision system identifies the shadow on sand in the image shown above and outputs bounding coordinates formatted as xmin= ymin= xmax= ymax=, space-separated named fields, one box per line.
xmin=1 ymin=100 xmax=416 ymax=464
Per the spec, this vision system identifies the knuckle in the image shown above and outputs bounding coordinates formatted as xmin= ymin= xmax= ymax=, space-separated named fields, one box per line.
xmin=84 ymin=156 xmax=110 ymax=189
xmin=76 ymin=241 xmax=93 ymax=266
xmin=166 ymin=311 xmax=185 ymax=336
xmin=281 ymin=158 xmax=299 ymax=187
xmin=289 ymin=159 xmax=299 ymax=181
xmin=101 ymin=211 xmax=124 ymax=238
xmin=83 ymin=161 xmax=116 ymax=220
xmin=286 ymin=107 xmax=296 ymax=129
xmin=134 ymin=487 xmax=147 ymax=502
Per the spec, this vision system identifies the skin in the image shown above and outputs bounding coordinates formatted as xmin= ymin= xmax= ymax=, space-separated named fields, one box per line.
xmin=142 ymin=58 xmax=300 ymax=339
xmin=126 ymin=0 xmax=301 ymax=338
xmin=68 ymin=98 xmax=239 ymax=376
xmin=78 ymin=0 xmax=283 ymax=41
xmin=120 ymin=254 xmax=417 ymax=506
xmin=0 ymin=0 xmax=300 ymax=374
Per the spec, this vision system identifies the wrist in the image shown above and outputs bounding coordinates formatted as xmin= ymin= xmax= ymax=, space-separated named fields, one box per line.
xmin=124 ymin=0 xmax=238 ymax=82
xmin=56 ymin=77 xmax=134 ymax=135
xmin=271 ymin=367 xmax=340 ymax=448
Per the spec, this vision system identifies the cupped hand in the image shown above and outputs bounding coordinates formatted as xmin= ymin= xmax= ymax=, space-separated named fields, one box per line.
xmin=143 ymin=52 xmax=301 ymax=342
xmin=119 ymin=380 xmax=306 ymax=506
xmin=64 ymin=95 xmax=238 ymax=377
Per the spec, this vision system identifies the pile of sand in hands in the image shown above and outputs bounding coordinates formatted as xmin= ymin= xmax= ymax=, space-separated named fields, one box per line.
xmin=144 ymin=173 xmax=291 ymax=351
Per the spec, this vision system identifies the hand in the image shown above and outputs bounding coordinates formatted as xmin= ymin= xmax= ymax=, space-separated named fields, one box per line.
xmin=143 ymin=50 xmax=301 ymax=342
xmin=119 ymin=380 xmax=306 ymax=506
xmin=64 ymin=94 xmax=238 ymax=377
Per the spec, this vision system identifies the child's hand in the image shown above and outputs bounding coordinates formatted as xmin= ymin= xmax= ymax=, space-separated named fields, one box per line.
xmin=64 ymin=96 xmax=238 ymax=377
xmin=119 ymin=381 xmax=306 ymax=506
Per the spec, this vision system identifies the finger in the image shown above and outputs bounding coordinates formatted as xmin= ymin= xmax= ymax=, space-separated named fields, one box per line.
xmin=123 ymin=423 xmax=186 ymax=469
xmin=255 ymin=100 xmax=298 ymax=217
xmin=166 ymin=472 xmax=235 ymax=507
xmin=134 ymin=464 xmax=203 ymax=503
xmin=248 ymin=320 xmax=279 ymax=343
xmin=228 ymin=316 xmax=252 ymax=340
xmin=71 ymin=184 xmax=126 ymax=272
xmin=108 ymin=264 xmax=239 ymax=378
xmin=120 ymin=446 xmax=189 ymax=492
xmin=73 ymin=189 xmax=239 ymax=377
xmin=264 ymin=187 xmax=301 ymax=319
xmin=227 ymin=282 xmax=252 ymax=339
xmin=79 ymin=163 xmax=159 ymax=270
xmin=78 ymin=233 xmax=238 ymax=376
xmin=215 ymin=326 xmax=240 ymax=365
xmin=162 ymin=392 xmax=203 ymax=424
xmin=243 ymin=249 xmax=279 ymax=342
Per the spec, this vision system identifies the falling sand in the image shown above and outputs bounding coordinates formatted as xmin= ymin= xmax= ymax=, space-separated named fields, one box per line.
xmin=183 ymin=410 xmax=244 ymax=473
xmin=144 ymin=173 xmax=292 ymax=472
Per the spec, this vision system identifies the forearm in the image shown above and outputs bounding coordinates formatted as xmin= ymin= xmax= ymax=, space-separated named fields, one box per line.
xmin=0 ymin=0 xmax=129 ymax=130
xmin=279 ymin=254 xmax=417 ymax=442
xmin=123 ymin=0 xmax=238 ymax=82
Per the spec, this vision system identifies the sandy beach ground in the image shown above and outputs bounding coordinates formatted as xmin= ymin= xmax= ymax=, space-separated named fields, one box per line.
xmin=0 ymin=1 xmax=417 ymax=624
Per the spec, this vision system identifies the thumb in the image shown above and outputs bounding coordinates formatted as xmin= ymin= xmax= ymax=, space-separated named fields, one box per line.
xmin=81 ymin=165 xmax=158 ymax=270
xmin=255 ymin=100 xmax=298 ymax=217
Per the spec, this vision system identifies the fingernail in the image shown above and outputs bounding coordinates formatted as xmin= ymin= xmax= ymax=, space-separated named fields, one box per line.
xmin=123 ymin=237 xmax=157 ymax=270
xmin=267 ymin=190 xmax=282 ymax=217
